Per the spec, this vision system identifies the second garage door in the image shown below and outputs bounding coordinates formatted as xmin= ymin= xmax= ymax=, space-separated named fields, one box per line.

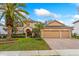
xmin=61 ymin=30 xmax=71 ymax=38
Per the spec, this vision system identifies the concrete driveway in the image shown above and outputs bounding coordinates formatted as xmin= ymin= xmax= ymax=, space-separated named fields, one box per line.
xmin=44 ymin=38 xmax=79 ymax=50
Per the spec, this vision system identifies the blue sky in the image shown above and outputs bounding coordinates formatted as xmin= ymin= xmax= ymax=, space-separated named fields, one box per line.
xmin=22 ymin=3 xmax=79 ymax=26
xmin=0 ymin=3 xmax=79 ymax=26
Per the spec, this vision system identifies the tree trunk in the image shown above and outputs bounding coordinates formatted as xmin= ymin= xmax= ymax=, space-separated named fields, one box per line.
xmin=7 ymin=25 xmax=13 ymax=40
xmin=6 ymin=16 xmax=13 ymax=40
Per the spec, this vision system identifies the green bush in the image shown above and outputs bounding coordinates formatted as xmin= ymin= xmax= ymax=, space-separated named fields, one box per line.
xmin=34 ymin=38 xmax=43 ymax=40
xmin=0 ymin=34 xmax=7 ymax=39
xmin=12 ymin=33 xmax=25 ymax=38
xmin=0 ymin=33 xmax=26 ymax=38
xmin=32 ymin=28 xmax=41 ymax=38
xmin=76 ymin=36 xmax=79 ymax=39
xmin=72 ymin=33 xmax=79 ymax=39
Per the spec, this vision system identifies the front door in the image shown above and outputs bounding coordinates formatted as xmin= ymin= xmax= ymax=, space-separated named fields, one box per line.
xmin=26 ymin=29 xmax=32 ymax=37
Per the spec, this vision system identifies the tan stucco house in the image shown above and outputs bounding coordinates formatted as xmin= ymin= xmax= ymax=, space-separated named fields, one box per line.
xmin=15 ymin=19 xmax=38 ymax=34
xmin=41 ymin=20 xmax=72 ymax=38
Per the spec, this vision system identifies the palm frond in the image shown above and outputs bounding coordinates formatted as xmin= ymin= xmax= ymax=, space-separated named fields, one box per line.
xmin=15 ymin=10 xmax=27 ymax=19
xmin=19 ymin=3 xmax=26 ymax=7
xmin=14 ymin=14 xmax=24 ymax=25
xmin=18 ymin=9 xmax=29 ymax=15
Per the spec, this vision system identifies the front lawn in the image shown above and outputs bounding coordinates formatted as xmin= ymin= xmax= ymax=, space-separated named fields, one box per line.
xmin=0 ymin=38 xmax=50 ymax=51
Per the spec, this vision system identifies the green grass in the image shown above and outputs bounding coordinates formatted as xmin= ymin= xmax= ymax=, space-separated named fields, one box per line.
xmin=0 ymin=38 xmax=50 ymax=51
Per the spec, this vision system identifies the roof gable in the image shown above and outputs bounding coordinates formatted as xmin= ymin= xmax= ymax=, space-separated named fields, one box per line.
xmin=48 ymin=20 xmax=65 ymax=26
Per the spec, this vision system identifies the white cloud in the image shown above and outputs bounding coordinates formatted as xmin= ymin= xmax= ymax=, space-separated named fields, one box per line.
xmin=74 ymin=15 xmax=79 ymax=18
xmin=50 ymin=13 xmax=61 ymax=19
xmin=63 ymin=15 xmax=73 ymax=18
xmin=34 ymin=8 xmax=79 ymax=26
xmin=60 ymin=14 xmax=79 ymax=22
xmin=71 ymin=15 xmax=79 ymax=22
xmin=57 ymin=20 xmax=64 ymax=23
xmin=34 ymin=8 xmax=60 ymax=19
xmin=65 ymin=14 xmax=79 ymax=26
xmin=34 ymin=8 xmax=51 ymax=16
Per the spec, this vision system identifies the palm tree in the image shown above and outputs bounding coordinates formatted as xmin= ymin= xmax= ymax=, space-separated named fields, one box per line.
xmin=34 ymin=22 xmax=45 ymax=38
xmin=0 ymin=3 xmax=29 ymax=40
xmin=35 ymin=22 xmax=44 ymax=30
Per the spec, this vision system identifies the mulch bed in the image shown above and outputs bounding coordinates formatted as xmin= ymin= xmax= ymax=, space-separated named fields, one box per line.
xmin=0 ymin=39 xmax=17 ymax=44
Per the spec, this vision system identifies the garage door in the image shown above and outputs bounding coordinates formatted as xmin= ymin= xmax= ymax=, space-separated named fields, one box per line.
xmin=41 ymin=30 xmax=60 ymax=38
xmin=41 ymin=30 xmax=71 ymax=38
xmin=61 ymin=30 xmax=70 ymax=38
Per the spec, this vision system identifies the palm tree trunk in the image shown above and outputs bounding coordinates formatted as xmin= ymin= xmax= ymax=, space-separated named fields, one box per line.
xmin=6 ymin=16 xmax=13 ymax=40
xmin=7 ymin=25 xmax=12 ymax=40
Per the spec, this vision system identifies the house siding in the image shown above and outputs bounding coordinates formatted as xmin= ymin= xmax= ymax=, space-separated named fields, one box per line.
xmin=0 ymin=26 xmax=7 ymax=34
xmin=73 ymin=22 xmax=79 ymax=35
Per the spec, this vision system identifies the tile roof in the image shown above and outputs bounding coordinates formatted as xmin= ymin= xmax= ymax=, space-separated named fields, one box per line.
xmin=43 ymin=20 xmax=72 ymax=29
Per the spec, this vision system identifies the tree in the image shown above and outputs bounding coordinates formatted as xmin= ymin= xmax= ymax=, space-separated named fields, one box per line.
xmin=33 ymin=22 xmax=44 ymax=38
xmin=0 ymin=3 xmax=29 ymax=40
xmin=35 ymin=22 xmax=44 ymax=30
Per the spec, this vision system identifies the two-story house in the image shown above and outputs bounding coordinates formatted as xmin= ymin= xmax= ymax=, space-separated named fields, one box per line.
xmin=73 ymin=20 xmax=79 ymax=36
xmin=15 ymin=19 xmax=39 ymax=35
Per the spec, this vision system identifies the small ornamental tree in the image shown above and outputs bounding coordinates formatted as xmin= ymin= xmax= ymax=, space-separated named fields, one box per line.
xmin=32 ymin=23 xmax=45 ymax=38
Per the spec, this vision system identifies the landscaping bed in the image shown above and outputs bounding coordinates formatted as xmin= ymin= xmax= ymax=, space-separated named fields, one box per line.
xmin=12 ymin=34 xmax=25 ymax=38
xmin=0 ymin=38 xmax=50 ymax=51
xmin=0 ymin=39 xmax=17 ymax=44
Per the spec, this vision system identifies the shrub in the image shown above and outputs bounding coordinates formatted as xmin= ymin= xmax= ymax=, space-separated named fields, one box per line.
xmin=0 ymin=34 xmax=7 ymax=39
xmin=72 ymin=33 xmax=79 ymax=39
xmin=34 ymin=38 xmax=43 ymax=40
xmin=32 ymin=28 xmax=41 ymax=38
xmin=12 ymin=33 xmax=25 ymax=38
xmin=0 ymin=33 xmax=26 ymax=38
xmin=26 ymin=29 xmax=32 ymax=38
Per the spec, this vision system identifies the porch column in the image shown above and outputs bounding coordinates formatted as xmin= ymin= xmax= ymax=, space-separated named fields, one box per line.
xmin=24 ymin=28 xmax=27 ymax=38
xmin=25 ymin=33 xmax=27 ymax=38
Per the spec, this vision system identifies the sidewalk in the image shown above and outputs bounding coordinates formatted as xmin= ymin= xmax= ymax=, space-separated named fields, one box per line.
xmin=0 ymin=49 xmax=79 ymax=56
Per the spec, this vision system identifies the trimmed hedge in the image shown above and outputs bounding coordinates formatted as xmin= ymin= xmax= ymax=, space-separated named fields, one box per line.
xmin=34 ymin=38 xmax=43 ymax=40
xmin=32 ymin=28 xmax=41 ymax=38
xmin=0 ymin=34 xmax=7 ymax=39
xmin=72 ymin=36 xmax=79 ymax=39
xmin=72 ymin=33 xmax=79 ymax=39
xmin=12 ymin=33 xmax=25 ymax=38
xmin=0 ymin=33 xmax=26 ymax=38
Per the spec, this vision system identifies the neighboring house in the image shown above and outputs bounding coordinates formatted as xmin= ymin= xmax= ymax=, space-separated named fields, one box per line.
xmin=73 ymin=20 xmax=79 ymax=36
xmin=0 ymin=23 xmax=7 ymax=35
xmin=41 ymin=20 xmax=72 ymax=38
